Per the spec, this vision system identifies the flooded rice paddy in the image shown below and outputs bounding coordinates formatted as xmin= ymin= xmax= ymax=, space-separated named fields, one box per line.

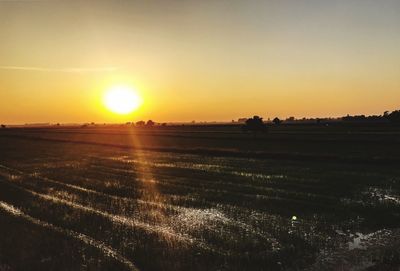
xmin=0 ymin=132 xmax=399 ymax=270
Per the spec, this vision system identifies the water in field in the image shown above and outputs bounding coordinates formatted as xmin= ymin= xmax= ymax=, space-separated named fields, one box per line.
xmin=0 ymin=138 xmax=399 ymax=270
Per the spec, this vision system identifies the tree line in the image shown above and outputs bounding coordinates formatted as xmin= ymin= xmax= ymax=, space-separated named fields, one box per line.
xmin=241 ymin=110 xmax=400 ymax=133
xmin=342 ymin=110 xmax=400 ymax=122
xmin=1 ymin=110 xmax=399 ymax=130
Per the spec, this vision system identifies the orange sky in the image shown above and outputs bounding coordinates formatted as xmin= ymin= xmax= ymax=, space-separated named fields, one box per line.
xmin=1 ymin=0 xmax=399 ymax=124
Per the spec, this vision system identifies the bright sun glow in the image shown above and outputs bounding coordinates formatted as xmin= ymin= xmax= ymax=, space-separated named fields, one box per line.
xmin=104 ymin=85 xmax=142 ymax=114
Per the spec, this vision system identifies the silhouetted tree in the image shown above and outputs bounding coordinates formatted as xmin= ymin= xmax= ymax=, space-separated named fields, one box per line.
xmin=342 ymin=115 xmax=366 ymax=122
xmin=1 ymin=124 xmax=6 ymax=129
xmin=342 ymin=114 xmax=383 ymax=122
xmin=242 ymin=116 xmax=267 ymax=133
xmin=136 ymin=120 xmax=145 ymax=126
xmin=146 ymin=120 xmax=155 ymax=126
xmin=386 ymin=110 xmax=400 ymax=123
xmin=272 ymin=117 xmax=281 ymax=125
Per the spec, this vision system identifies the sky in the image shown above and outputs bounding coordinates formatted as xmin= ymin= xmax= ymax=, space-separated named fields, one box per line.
xmin=1 ymin=0 xmax=400 ymax=124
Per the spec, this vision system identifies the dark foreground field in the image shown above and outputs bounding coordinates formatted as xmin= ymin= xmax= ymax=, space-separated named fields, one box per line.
xmin=0 ymin=124 xmax=399 ymax=271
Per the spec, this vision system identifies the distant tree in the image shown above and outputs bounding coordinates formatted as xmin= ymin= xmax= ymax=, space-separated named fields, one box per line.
xmin=386 ymin=110 xmax=400 ymax=123
xmin=161 ymin=123 xmax=167 ymax=127
xmin=342 ymin=115 xmax=369 ymax=122
xmin=242 ymin=116 xmax=267 ymax=133
xmin=272 ymin=117 xmax=282 ymax=125
xmin=146 ymin=120 xmax=155 ymax=127
xmin=1 ymin=124 xmax=6 ymax=129
xmin=136 ymin=120 xmax=145 ymax=126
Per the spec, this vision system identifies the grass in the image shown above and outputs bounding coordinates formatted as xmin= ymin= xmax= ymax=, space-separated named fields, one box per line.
xmin=0 ymin=124 xmax=399 ymax=270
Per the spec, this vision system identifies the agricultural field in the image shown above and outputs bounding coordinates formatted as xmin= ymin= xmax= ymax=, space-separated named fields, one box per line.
xmin=0 ymin=124 xmax=399 ymax=270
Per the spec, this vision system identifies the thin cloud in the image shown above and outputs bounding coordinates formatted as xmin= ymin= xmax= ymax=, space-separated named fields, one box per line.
xmin=0 ymin=66 xmax=118 ymax=73
xmin=0 ymin=0 xmax=48 ymax=2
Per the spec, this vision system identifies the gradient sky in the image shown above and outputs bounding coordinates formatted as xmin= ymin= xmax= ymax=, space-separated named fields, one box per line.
xmin=1 ymin=0 xmax=399 ymax=124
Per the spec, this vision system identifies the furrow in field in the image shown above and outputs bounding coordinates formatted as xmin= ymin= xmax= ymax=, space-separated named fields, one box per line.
xmin=107 ymin=156 xmax=287 ymax=182
xmin=0 ymin=164 xmax=280 ymax=249
xmin=1 ymin=162 xmax=330 ymax=241
xmin=17 ymin=153 xmax=321 ymax=195
xmin=11 ymin=159 xmax=318 ymax=213
xmin=59 ymin=165 xmax=316 ymax=210
xmin=0 ymin=200 xmax=140 ymax=271
xmin=2 ymin=177 xmax=194 ymax=243
xmin=36 ymin=172 xmax=282 ymax=243
xmin=0 ymin=172 xmax=228 ymax=255
xmin=0 ymin=163 xmax=193 ymax=214
xmin=91 ymin=157 xmax=335 ymax=199
xmin=122 ymin=173 xmax=326 ymax=210
xmin=83 ymin=163 xmax=326 ymax=204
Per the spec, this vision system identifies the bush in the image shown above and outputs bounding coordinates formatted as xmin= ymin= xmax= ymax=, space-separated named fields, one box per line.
xmin=242 ymin=116 xmax=268 ymax=133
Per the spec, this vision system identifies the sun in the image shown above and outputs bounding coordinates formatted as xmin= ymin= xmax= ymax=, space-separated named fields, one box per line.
xmin=104 ymin=85 xmax=142 ymax=114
